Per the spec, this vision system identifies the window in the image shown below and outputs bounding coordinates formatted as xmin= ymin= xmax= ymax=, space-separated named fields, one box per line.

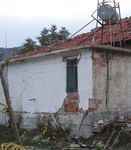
xmin=66 ymin=58 xmax=78 ymax=92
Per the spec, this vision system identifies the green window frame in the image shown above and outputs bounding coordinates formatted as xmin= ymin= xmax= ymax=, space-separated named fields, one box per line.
xmin=66 ymin=58 xmax=78 ymax=92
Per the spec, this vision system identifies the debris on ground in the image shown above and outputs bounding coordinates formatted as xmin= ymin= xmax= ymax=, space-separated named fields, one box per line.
xmin=0 ymin=115 xmax=130 ymax=150
xmin=92 ymin=119 xmax=110 ymax=133
xmin=62 ymin=143 xmax=80 ymax=150
xmin=95 ymin=141 xmax=105 ymax=149
xmin=89 ymin=116 xmax=131 ymax=150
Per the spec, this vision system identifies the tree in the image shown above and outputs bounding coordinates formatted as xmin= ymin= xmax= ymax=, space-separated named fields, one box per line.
xmin=58 ymin=27 xmax=70 ymax=40
xmin=37 ymin=27 xmax=50 ymax=47
xmin=37 ymin=25 xmax=70 ymax=47
xmin=20 ymin=38 xmax=37 ymax=53
xmin=20 ymin=25 xmax=70 ymax=53
xmin=49 ymin=25 xmax=59 ymax=43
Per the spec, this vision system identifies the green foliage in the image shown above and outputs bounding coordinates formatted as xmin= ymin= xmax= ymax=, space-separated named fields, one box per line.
xmin=20 ymin=25 xmax=70 ymax=53
xmin=37 ymin=27 xmax=50 ymax=47
xmin=4 ymin=57 xmax=10 ymax=65
xmin=58 ymin=27 xmax=70 ymax=40
xmin=0 ymin=125 xmax=15 ymax=142
xmin=49 ymin=25 xmax=58 ymax=44
xmin=37 ymin=25 xmax=70 ymax=47
xmin=20 ymin=38 xmax=37 ymax=53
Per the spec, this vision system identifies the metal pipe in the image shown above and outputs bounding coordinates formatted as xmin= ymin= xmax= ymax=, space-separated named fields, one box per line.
xmin=69 ymin=19 xmax=95 ymax=39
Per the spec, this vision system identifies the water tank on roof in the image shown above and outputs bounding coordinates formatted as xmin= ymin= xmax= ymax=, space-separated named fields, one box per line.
xmin=97 ymin=4 xmax=119 ymax=24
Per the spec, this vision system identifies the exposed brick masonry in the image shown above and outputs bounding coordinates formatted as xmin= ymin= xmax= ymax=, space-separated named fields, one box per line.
xmin=93 ymin=54 xmax=107 ymax=66
xmin=64 ymin=92 xmax=80 ymax=112
xmin=88 ymin=99 xmax=102 ymax=112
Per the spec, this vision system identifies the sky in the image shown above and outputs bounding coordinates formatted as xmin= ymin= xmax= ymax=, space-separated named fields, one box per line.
xmin=0 ymin=0 xmax=130 ymax=48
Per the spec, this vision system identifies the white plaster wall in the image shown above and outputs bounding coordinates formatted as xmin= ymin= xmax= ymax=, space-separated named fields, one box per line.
xmin=8 ymin=55 xmax=66 ymax=113
xmin=78 ymin=51 xmax=93 ymax=110
xmin=0 ymin=79 xmax=7 ymax=125
xmin=7 ymin=50 xmax=93 ymax=114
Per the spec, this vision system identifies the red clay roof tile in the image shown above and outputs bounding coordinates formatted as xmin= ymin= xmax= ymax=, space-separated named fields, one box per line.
xmin=14 ymin=17 xmax=131 ymax=58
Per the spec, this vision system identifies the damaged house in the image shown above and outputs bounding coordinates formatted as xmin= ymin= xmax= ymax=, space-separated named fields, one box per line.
xmin=0 ymin=17 xmax=131 ymax=137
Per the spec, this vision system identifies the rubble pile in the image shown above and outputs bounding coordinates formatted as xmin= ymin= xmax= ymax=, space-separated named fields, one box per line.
xmin=89 ymin=116 xmax=131 ymax=149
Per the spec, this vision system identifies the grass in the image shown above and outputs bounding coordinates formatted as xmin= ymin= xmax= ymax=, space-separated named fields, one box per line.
xmin=0 ymin=125 xmax=15 ymax=143
xmin=0 ymin=125 xmax=71 ymax=149
xmin=0 ymin=124 xmax=130 ymax=150
xmin=20 ymin=125 xmax=71 ymax=150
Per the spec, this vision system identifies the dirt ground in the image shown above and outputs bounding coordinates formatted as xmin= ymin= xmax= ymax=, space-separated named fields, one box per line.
xmin=0 ymin=125 xmax=73 ymax=150
xmin=0 ymin=125 xmax=130 ymax=150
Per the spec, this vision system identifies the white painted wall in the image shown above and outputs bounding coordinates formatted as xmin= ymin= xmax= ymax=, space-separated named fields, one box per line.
xmin=0 ymin=79 xmax=7 ymax=125
xmin=7 ymin=50 xmax=93 ymax=114
xmin=78 ymin=51 xmax=93 ymax=110
xmin=8 ymin=55 xmax=67 ymax=113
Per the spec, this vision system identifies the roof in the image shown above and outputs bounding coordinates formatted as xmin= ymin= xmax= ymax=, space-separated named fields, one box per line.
xmin=10 ymin=45 xmax=131 ymax=63
xmin=14 ymin=17 xmax=131 ymax=59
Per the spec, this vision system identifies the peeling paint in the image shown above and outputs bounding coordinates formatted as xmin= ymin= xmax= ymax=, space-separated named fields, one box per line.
xmin=93 ymin=52 xmax=131 ymax=111
xmin=88 ymin=99 xmax=102 ymax=112
xmin=93 ymin=53 xmax=107 ymax=67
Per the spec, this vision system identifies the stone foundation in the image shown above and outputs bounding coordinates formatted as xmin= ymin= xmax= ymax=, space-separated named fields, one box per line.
xmin=18 ymin=111 xmax=131 ymax=138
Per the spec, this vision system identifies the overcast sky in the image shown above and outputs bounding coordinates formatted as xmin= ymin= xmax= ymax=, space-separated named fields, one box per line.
xmin=0 ymin=0 xmax=130 ymax=48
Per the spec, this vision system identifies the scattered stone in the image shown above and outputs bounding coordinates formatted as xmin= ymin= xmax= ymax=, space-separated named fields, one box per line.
xmin=32 ymin=134 xmax=42 ymax=143
xmin=68 ymin=143 xmax=80 ymax=149
xmin=40 ymin=137 xmax=50 ymax=144
xmin=95 ymin=141 xmax=105 ymax=150
xmin=98 ymin=120 xmax=104 ymax=125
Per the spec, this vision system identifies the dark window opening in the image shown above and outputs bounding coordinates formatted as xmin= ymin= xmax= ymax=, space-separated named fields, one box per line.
xmin=66 ymin=58 xmax=78 ymax=92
